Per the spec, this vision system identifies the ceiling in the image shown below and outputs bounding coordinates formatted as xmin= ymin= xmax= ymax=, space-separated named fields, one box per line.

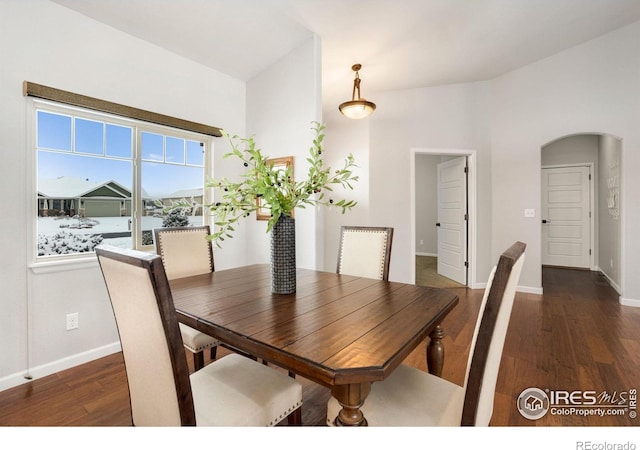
xmin=52 ymin=0 xmax=640 ymax=108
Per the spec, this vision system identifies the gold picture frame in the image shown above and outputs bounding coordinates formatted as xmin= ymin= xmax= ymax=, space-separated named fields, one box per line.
xmin=256 ymin=156 xmax=294 ymax=221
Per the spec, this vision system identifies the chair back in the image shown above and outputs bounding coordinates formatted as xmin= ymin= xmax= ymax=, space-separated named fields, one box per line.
xmin=460 ymin=241 xmax=526 ymax=426
xmin=336 ymin=226 xmax=394 ymax=281
xmin=96 ymin=245 xmax=196 ymax=426
xmin=154 ymin=225 xmax=213 ymax=280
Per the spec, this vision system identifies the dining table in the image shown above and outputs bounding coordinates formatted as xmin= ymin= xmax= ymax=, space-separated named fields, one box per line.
xmin=169 ymin=264 xmax=459 ymax=426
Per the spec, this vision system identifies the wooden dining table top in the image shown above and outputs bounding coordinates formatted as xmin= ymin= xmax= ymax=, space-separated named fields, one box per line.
xmin=169 ymin=264 xmax=459 ymax=389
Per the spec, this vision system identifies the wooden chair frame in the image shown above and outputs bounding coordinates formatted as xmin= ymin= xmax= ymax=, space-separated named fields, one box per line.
xmin=96 ymin=246 xmax=197 ymax=425
xmin=461 ymin=240 xmax=526 ymax=425
xmin=154 ymin=225 xmax=217 ymax=370
xmin=98 ymin=245 xmax=303 ymax=426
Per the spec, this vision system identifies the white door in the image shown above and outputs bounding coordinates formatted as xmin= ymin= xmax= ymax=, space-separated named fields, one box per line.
xmin=541 ymin=166 xmax=591 ymax=268
xmin=437 ymin=157 xmax=467 ymax=285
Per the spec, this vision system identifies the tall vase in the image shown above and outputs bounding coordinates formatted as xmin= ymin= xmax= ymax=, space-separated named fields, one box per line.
xmin=270 ymin=215 xmax=296 ymax=294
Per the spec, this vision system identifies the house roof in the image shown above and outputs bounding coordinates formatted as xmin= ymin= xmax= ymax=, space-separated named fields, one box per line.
xmin=38 ymin=177 xmax=101 ymax=198
xmin=38 ymin=176 xmax=136 ymax=199
xmin=165 ymin=188 xmax=203 ymax=199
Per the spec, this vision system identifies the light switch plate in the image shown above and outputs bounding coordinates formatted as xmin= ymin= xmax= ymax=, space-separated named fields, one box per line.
xmin=524 ymin=209 xmax=535 ymax=218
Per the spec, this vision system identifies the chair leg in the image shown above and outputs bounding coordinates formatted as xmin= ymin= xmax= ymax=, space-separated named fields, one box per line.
xmin=288 ymin=407 xmax=302 ymax=426
xmin=210 ymin=346 xmax=217 ymax=361
xmin=193 ymin=351 xmax=205 ymax=371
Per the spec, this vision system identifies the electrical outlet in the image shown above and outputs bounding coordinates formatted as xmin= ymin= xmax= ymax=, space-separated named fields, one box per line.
xmin=524 ymin=209 xmax=536 ymax=218
xmin=66 ymin=313 xmax=79 ymax=330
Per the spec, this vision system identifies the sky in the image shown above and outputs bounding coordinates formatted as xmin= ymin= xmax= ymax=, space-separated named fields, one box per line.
xmin=37 ymin=110 xmax=205 ymax=198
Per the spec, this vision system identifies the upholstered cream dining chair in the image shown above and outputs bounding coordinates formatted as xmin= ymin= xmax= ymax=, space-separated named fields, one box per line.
xmin=336 ymin=226 xmax=394 ymax=281
xmin=96 ymin=245 xmax=302 ymax=426
xmin=153 ymin=226 xmax=219 ymax=371
xmin=327 ymin=241 xmax=526 ymax=426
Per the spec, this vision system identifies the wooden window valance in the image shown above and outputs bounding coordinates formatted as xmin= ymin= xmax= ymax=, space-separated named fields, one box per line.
xmin=23 ymin=81 xmax=222 ymax=137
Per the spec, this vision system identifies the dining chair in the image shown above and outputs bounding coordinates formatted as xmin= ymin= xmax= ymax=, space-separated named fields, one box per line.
xmin=154 ymin=226 xmax=219 ymax=371
xmin=96 ymin=245 xmax=303 ymax=426
xmin=326 ymin=241 xmax=526 ymax=426
xmin=336 ymin=226 xmax=394 ymax=281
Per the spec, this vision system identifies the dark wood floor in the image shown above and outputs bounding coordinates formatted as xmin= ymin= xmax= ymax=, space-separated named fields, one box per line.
xmin=1 ymin=267 xmax=638 ymax=427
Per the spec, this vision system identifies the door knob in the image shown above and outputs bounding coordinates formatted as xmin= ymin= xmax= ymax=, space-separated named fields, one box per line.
xmin=436 ymin=223 xmax=441 ymax=227
xmin=542 ymin=219 xmax=549 ymax=224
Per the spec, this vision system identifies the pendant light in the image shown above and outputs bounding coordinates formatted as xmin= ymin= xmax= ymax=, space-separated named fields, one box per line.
xmin=338 ymin=64 xmax=376 ymax=119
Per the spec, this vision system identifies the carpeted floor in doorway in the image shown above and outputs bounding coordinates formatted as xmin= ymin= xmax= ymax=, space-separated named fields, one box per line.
xmin=415 ymin=255 xmax=465 ymax=288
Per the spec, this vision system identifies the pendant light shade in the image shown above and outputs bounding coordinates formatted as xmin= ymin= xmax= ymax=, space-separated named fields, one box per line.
xmin=339 ymin=64 xmax=376 ymax=119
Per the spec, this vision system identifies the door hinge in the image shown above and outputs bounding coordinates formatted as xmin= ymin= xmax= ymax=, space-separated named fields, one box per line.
xmin=464 ymin=166 xmax=469 ymax=173
xmin=589 ymin=173 xmax=592 ymax=180
xmin=589 ymin=249 xmax=592 ymax=255
xmin=464 ymin=261 xmax=469 ymax=268
xmin=464 ymin=213 xmax=468 ymax=221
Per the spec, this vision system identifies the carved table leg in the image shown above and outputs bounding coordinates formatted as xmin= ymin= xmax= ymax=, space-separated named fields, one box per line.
xmin=331 ymin=383 xmax=371 ymax=426
xmin=427 ymin=324 xmax=445 ymax=377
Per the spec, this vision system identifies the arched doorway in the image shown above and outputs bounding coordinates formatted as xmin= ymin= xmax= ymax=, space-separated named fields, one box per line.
xmin=540 ymin=133 xmax=622 ymax=293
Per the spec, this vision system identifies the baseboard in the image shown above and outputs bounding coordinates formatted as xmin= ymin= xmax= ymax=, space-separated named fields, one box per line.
xmin=416 ymin=252 xmax=438 ymax=257
xmin=592 ymin=267 xmax=633 ymax=305
xmin=620 ymin=297 xmax=640 ymax=307
xmin=0 ymin=341 xmax=121 ymax=393
xmin=596 ymin=268 xmax=623 ymax=295
xmin=518 ymin=285 xmax=543 ymax=295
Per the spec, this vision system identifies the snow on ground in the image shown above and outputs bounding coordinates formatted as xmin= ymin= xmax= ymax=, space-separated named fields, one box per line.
xmin=37 ymin=216 xmax=203 ymax=255
xmin=37 ymin=215 xmax=179 ymax=234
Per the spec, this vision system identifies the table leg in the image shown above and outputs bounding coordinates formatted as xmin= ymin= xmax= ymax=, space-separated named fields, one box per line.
xmin=331 ymin=382 xmax=371 ymax=426
xmin=426 ymin=324 xmax=445 ymax=376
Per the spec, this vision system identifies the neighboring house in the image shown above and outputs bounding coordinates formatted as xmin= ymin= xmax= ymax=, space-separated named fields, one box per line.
xmin=38 ymin=176 xmax=200 ymax=218
xmin=159 ymin=188 xmax=204 ymax=215
xmin=38 ymin=176 xmax=135 ymax=217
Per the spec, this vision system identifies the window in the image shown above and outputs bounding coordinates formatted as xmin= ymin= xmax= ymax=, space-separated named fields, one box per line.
xmin=34 ymin=101 xmax=211 ymax=260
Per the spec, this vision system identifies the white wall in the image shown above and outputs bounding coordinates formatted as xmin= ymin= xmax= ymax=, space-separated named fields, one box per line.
xmin=0 ymin=0 xmax=246 ymax=389
xmin=542 ymin=135 xmax=599 ymax=167
xmin=325 ymin=81 xmax=493 ymax=285
xmin=321 ymin=115 xmax=371 ymax=272
xmin=598 ymin=135 xmax=622 ymax=291
xmin=244 ymin=36 xmax=322 ymax=269
xmin=490 ymin=21 xmax=640 ymax=300
xmin=372 ymin=83 xmax=494 ymax=286
xmin=323 ymin=21 xmax=640 ymax=300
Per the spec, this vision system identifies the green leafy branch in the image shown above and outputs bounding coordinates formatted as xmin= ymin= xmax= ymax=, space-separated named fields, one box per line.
xmin=204 ymin=122 xmax=358 ymax=246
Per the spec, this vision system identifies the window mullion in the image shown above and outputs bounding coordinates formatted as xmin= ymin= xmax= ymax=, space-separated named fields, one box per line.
xmin=133 ymin=127 xmax=143 ymax=250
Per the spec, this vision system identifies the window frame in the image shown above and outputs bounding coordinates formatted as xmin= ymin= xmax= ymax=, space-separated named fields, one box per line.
xmin=28 ymin=99 xmax=213 ymax=268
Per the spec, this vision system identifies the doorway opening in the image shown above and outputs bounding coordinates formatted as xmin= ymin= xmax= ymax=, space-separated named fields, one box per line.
xmin=410 ymin=148 xmax=477 ymax=288
xmin=540 ymin=133 xmax=622 ymax=295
